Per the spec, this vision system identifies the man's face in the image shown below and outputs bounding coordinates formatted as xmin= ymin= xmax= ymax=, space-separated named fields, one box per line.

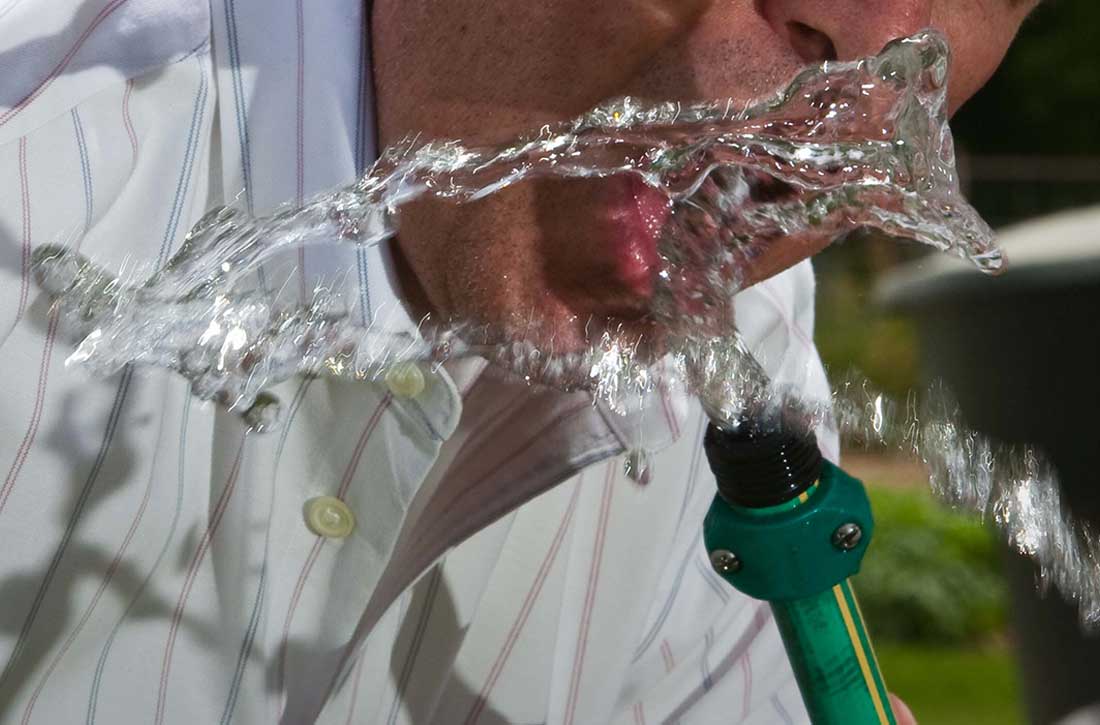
xmin=373 ymin=0 xmax=1037 ymax=354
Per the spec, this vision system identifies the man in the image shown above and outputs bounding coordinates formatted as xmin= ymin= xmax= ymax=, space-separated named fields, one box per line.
xmin=0 ymin=1 xmax=1035 ymax=723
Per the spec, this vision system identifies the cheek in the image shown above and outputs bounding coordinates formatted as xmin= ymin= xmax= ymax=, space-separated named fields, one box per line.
xmin=396 ymin=188 xmax=550 ymax=316
xmin=932 ymin=9 xmax=1021 ymax=114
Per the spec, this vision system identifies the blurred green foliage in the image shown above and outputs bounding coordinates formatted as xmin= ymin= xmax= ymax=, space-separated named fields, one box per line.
xmin=951 ymin=0 xmax=1100 ymax=157
xmin=857 ymin=486 xmax=1007 ymax=643
xmin=877 ymin=644 xmax=1024 ymax=725
xmin=951 ymin=0 xmax=1100 ymax=227
xmin=815 ymin=0 xmax=1100 ymax=389
xmin=814 ymin=235 xmax=923 ymax=397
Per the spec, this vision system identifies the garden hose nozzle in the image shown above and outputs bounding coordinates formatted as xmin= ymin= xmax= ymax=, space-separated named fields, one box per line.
xmin=703 ymin=420 xmax=896 ymax=725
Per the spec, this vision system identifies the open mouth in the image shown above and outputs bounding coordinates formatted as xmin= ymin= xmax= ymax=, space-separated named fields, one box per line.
xmin=745 ymin=170 xmax=799 ymax=205
xmin=599 ymin=174 xmax=671 ymax=298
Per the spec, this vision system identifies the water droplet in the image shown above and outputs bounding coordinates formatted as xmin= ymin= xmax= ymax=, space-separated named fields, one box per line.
xmin=624 ymin=449 xmax=652 ymax=486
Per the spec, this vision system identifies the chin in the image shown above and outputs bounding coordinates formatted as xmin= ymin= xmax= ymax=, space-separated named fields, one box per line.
xmin=466 ymin=301 xmax=668 ymax=391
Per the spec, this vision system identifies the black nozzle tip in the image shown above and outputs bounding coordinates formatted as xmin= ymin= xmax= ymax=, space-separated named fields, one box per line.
xmin=704 ymin=419 xmax=824 ymax=508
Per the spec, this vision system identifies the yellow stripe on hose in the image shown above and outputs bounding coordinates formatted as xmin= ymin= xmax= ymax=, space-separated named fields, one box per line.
xmin=833 ymin=582 xmax=890 ymax=725
xmin=852 ymin=587 xmax=888 ymax=684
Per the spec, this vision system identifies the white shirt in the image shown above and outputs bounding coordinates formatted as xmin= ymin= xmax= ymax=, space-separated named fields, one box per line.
xmin=0 ymin=2 xmax=836 ymax=723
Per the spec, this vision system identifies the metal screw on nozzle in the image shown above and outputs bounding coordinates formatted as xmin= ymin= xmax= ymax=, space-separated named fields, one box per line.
xmin=710 ymin=549 xmax=742 ymax=574
xmin=832 ymin=523 xmax=863 ymax=551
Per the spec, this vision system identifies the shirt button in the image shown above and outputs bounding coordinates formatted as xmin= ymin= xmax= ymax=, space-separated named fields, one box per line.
xmin=384 ymin=362 xmax=426 ymax=398
xmin=303 ymin=496 xmax=356 ymax=539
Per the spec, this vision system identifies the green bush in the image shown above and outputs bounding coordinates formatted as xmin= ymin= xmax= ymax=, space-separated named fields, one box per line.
xmin=876 ymin=645 xmax=1024 ymax=725
xmin=856 ymin=486 xmax=1007 ymax=644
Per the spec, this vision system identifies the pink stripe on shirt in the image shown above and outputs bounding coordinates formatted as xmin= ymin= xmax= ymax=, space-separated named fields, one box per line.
xmin=741 ymin=647 xmax=753 ymax=721
xmin=463 ymin=482 xmax=582 ymax=725
xmin=276 ymin=394 xmax=393 ymax=715
xmin=563 ymin=462 xmax=616 ymax=725
xmin=1 ymin=138 xmax=32 ymax=350
xmin=154 ymin=436 xmax=247 ymax=725
xmin=0 ymin=0 xmax=133 ymax=128
xmin=661 ymin=639 xmax=676 ymax=673
xmin=0 ymin=309 xmax=58 ymax=517
xmin=20 ymin=404 xmax=166 ymax=725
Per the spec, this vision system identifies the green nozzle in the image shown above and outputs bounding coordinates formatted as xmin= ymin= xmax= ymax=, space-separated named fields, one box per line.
xmin=702 ymin=422 xmax=895 ymax=724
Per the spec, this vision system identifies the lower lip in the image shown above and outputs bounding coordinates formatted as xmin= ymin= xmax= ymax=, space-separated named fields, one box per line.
xmin=604 ymin=175 xmax=671 ymax=297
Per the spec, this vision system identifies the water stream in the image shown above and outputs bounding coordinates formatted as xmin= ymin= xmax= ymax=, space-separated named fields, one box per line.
xmin=30 ymin=30 xmax=1100 ymax=623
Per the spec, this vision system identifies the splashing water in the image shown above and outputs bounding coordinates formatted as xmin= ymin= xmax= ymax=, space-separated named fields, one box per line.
xmin=829 ymin=376 xmax=1100 ymax=625
xmin=32 ymin=30 xmax=993 ymax=409
xmin=29 ymin=30 xmax=1100 ymax=622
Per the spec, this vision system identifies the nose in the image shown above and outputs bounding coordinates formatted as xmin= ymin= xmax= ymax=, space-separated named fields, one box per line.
xmin=758 ymin=0 xmax=934 ymax=63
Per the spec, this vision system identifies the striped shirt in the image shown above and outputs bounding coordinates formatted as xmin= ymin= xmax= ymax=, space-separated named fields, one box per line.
xmin=0 ymin=2 xmax=835 ymax=723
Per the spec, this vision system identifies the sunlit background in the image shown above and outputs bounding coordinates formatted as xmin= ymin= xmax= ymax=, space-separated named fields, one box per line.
xmin=814 ymin=2 xmax=1100 ymax=723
